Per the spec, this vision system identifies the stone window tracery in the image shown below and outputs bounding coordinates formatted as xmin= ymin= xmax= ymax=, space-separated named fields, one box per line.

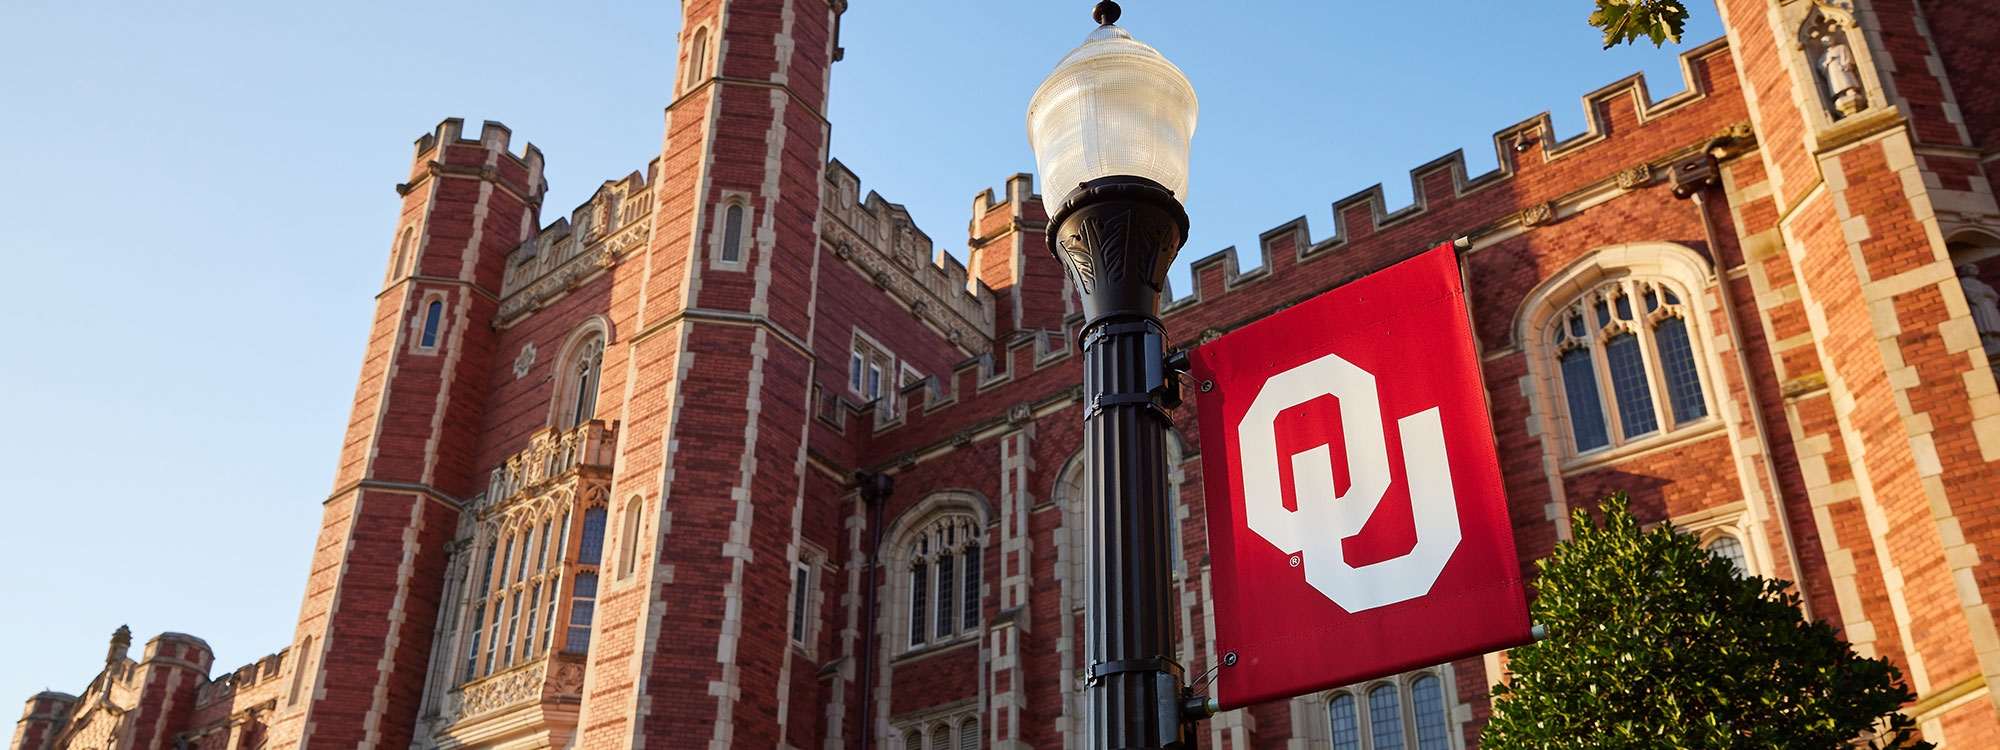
xmin=559 ymin=335 xmax=603 ymax=430
xmin=903 ymin=513 xmax=982 ymax=650
xmin=1548 ymin=277 xmax=1710 ymax=455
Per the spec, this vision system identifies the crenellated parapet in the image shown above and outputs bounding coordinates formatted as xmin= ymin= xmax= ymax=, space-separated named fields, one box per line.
xmin=1160 ymin=37 xmax=1740 ymax=316
xmin=497 ymin=164 xmax=657 ymax=326
xmin=397 ymin=118 xmax=546 ymax=210
xmin=827 ymin=36 xmax=1749 ymax=469
xmin=822 ymin=159 xmax=997 ymax=351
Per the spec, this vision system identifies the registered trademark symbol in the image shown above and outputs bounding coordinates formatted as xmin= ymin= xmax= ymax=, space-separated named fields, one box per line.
xmin=1289 ymin=555 xmax=1301 ymax=567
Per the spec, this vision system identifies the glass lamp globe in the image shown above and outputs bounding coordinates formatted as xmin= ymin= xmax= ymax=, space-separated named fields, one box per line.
xmin=1026 ymin=2 xmax=1198 ymax=205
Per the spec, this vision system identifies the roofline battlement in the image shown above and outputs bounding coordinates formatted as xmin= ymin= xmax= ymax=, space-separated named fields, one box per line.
xmin=822 ymin=159 xmax=998 ymax=349
xmin=1162 ymin=36 xmax=1736 ymax=315
xmin=400 ymin=118 xmax=548 ymax=206
xmin=495 ymin=158 xmax=661 ymax=323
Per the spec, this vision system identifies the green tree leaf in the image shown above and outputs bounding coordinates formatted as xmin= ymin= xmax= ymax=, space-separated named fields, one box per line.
xmin=1481 ymin=494 xmax=1934 ymax=750
xmin=1589 ymin=0 xmax=1691 ymax=48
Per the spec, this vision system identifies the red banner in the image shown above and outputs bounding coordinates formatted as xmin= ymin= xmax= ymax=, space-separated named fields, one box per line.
xmin=1190 ymin=243 xmax=1532 ymax=709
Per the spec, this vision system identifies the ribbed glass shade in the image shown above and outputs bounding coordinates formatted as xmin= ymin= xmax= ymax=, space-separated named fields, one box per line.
xmin=1027 ymin=22 xmax=1198 ymax=203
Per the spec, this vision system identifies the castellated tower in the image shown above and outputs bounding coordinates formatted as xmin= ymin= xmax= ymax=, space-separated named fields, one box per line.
xmin=1705 ymin=0 xmax=2000 ymax=744
xmin=266 ymin=119 xmax=545 ymax=750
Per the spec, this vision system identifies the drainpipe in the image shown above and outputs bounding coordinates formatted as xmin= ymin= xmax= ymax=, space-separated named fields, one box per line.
xmin=1669 ymin=144 xmax=1813 ymax=619
xmin=853 ymin=470 xmax=893 ymax=750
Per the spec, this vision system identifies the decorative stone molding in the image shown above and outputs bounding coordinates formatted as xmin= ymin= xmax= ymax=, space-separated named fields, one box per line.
xmin=1520 ymin=201 xmax=1557 ymax=227
xmin=512 ymin=343 xmax=537 ymax=380
xmin=1616 ymin=164 xmax=1654 ymax=190
xmin=487 ymin=420 xmax=618 ymax=502
xmin=1007 ymin=402 xmax=1032 ymax=424
xmin=457 ymin=662 xmax=544 ymax=719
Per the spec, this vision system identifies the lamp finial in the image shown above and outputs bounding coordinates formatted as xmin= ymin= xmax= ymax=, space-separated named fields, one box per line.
xmin=1093 ymin=1 xmax=1121 ymax=26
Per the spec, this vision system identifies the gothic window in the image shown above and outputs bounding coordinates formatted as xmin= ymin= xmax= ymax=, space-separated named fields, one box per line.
xmin=1368 ymin=685 xmax=1404 ymax=748
xmin=1548 ymin=277 xmax=1710 ymax=456
xmin=1322 ymin=669 xmax=1455 ymax=750
xmin=721 ymin=203 xmax=745 ymax=264
xmin=1706 ymin=534 xmax=1748 ymax=575
xmin=1410 ymin=675 xmax=1449 ymax=749
xmin=904 ymin=513 xmax=982 ymax=649
xmin=1329 ymin=693 xmax=1360 ymax=750
xmin=894 ymin=714 xmax=980 ymax=750
xmin=419 ymin=299 xmax=445 ymax=350
xmin=566 ymin=507 xmax=608 ymax=654
xmin=957 ymin=716 xmax=979 ymax=750
xmin=791 ymin=559 xmax=814 ymax=646
xmin=560 ymin=334 xmax=604 ymax=430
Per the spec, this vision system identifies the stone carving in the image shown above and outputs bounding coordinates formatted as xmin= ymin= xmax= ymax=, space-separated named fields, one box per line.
xmin=1958 ymin=264 xmax=2000 ymax=355
xmin=1520 ymin=201 xmax=1556 ymax=227
xmin=459 ymin=662 xmax=545 ymax=718
xmin=835 ymin=241 xmax=852 ymax=260
xmin=1198 ymin=328 xmax=1225 ymax=345
xmin=1616 ymin=164 xmax=1653 ymax=190
xmin=1008 ymin=402 xmax=1033 ymax=424
xmin=513 ymin=343 xmax=537 ymax=380
xmin=546 ymin=659 xmax=586 ymax=698
xmin=1803 ymin=7 xmax=1868 ymax=119
xmin=950 ymin=430 xmax=973 ymax=447
xmin=488 ymin=421 xmax=618 ymax=501
xmin=496 ymin=237 xmax=634 ymax=323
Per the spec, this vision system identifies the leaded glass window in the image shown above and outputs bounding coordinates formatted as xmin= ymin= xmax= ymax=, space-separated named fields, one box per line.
xmin=1548 ymin=278 xmax=1711 ymax=456
xmin=1369 ymin=685 xmax=1405 ymax=748
xmin=1412 ymin=675 xmax=1449 ymax=749
xmin=1328 ymin=693 xmax=1360 ymax=750
xmin=905 ymin=514 xmax=982 ymax=650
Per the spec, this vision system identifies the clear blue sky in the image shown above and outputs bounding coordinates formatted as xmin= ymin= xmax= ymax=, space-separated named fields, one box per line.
xmin=0 ymin=1 xmax=1720 ymax=703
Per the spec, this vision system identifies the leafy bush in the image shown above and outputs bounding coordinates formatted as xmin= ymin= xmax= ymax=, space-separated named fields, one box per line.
xmin=1482 ymin=494 xmax=1931 ymax=749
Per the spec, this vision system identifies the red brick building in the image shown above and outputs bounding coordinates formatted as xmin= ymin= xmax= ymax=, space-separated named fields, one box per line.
xmin=15 ymin=0 xmax=2000 ymax=748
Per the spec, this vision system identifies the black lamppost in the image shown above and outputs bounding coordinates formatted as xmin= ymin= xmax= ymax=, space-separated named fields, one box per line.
xmin=1027 ymin=3 xmax=1199 ymax=747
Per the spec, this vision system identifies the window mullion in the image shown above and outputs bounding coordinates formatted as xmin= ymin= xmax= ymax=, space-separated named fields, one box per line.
xmin=1590 ymin=332 xmax=1622 ymax=447
xmin=1630 ymin=282 xmax=1675 ymax=432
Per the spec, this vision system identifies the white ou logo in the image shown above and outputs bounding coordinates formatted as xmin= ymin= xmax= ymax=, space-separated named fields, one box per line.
xmin=1239 ymin=352 xmax=1461 ymax=612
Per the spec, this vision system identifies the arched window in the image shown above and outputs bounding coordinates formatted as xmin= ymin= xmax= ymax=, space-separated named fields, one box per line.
xmin=1323 ymin=669 xmax=1456 ymax=750
xmin=419 ymin=299 xmax=445 ymax=349
xmin=688 ymin=27 xmax=709 ymax=88
xmin=1411 ymin=675 xmax=1449 ymax=749
xmin=1706 ymin=534 xmax=1748 ymax=575
xmin=1328 ymin=693 xmax=1360 ymax=750
xmin=721 ymin=203 xmax=745 ymax=264
xmin=957 ymin=716 xmax=979 ymax=750
xmin=904 ymin=513 xmax=982 ymax=648
xmin=1548 ymin=277 xmax=1709 ymax=454
xmin=562 ymin=335 xmax=604 ymax=430
xmin=619 ymin=496 xmax=643 ymax=579
xmin=287 ymin=636 xmax=313 ymax=707
xmin=902 ymin=728 xmax=923 ymax=750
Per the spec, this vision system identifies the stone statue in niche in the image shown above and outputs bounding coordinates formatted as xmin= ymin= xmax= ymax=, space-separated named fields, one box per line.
xmin=1957 ymin=264 xmax=2000 ymax=355
xmin=1805 ymin=14 xmax=1867 ymax=118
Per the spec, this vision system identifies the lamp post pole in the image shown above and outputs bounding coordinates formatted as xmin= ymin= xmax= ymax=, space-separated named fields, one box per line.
xmin=1029 ymin=4 xmax=1200 ymax=746
xmin=1053 ymin=174 xmax=1191 ymax=749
